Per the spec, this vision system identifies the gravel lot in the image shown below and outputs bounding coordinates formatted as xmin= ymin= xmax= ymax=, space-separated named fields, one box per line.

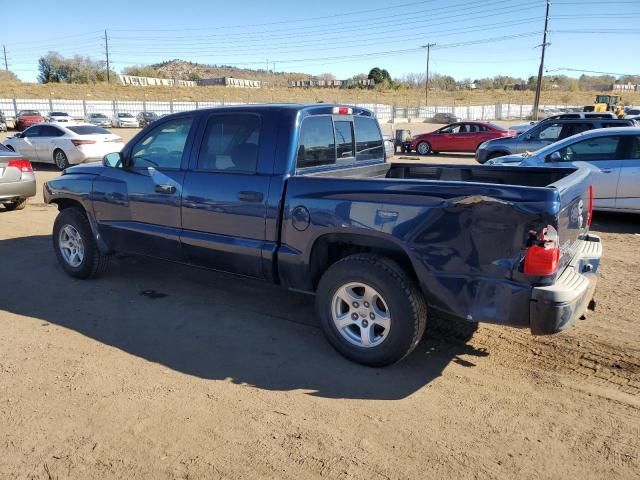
xmin=1 ymin=127 xmax=639 ymax=479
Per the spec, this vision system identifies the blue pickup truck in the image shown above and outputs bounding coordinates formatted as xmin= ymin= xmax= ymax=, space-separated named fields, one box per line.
xmin=44 ymin=104 xmax=602 ymax=366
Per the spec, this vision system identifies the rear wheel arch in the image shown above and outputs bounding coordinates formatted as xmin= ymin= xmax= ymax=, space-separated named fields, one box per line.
xmin=309 ymin=233 xmax=419 ymax=291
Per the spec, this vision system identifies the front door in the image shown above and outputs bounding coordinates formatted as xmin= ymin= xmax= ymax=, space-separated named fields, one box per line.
xmin=181 ymin=112 xmax=272 ymax=278
xmin=15 ymin=125 xmax=41 ymax=161
xmin=92 ymin=115 xmax=196 ymax=260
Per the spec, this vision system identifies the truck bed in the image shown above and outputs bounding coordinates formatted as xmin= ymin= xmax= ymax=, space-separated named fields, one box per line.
xmin=301 ymin=161 xmax=574 ymax=188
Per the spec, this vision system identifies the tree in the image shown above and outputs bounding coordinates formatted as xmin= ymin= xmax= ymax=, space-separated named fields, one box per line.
xmin=37 ymin=51 xmax=115 ymax=84
xmin=122 ymin=65 xmax=167 ymax=78
xmin=0 ymin=70 xmax=19 ymax=82
xmin=368 ymin=67 xmax=394 ymax=88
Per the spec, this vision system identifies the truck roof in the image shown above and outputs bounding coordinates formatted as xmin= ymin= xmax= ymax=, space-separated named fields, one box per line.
xmin=165 ymin=103 xmax=375 ymax=117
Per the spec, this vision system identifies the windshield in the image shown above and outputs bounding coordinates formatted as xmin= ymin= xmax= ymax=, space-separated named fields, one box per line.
xmin=19 ymin=110 xmax=40 ymax=116
xmin=50 ymin=112 xmax=68 ymax=116
xmin=118 ymin=113 xmax=134 ymax=117
xmin=143 ymin=112 xmax=158 ymax=118
xmin=68 ymin=126 xmax=111 ymax=135
xmin=91 ymin=113 xmax=108 ymax=119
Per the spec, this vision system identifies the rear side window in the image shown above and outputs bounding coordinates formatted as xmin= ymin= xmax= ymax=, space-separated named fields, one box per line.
xmin=601 ymin=122 xmax=628 ymax=128
xmin=563 ymin=122 xmax=591 ymax=137
xmin=627 ymin=136 xmax=640 ymax=159
xmin=335 ymin=121 xmax=354 ymax=159
xmin=197 ymin=114 xmax=261 ymax=173
xmin=40 ymin=126 xmax=65 ymax=137
xmin=354 ymin=116 xmax=383 ymax=161
xmin=297 ymin=116 xmax=336 ymax=169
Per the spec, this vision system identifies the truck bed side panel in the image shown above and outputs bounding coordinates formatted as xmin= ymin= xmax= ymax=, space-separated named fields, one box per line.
xmin=279 ymin=176 xmax=559 ymax=326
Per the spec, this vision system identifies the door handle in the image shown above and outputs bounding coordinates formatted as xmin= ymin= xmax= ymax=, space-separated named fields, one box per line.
xmin=237 ymin=191 xmax=264 ymax=202
xmin=155 ymin=184 xmax=176 ymax=194
xmin=600 ymin=169 xmax=614 ymax=173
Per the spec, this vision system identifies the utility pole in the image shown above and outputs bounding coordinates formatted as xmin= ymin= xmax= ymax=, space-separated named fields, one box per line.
xmin=2 ymin=45 xmax=7 ymax=71
xmin=532 ymin=0 xmax=551 ymax=120
xmin=421 ymin=43 xmax=435 ymax=107
xmin=104 ymin=29 xmax=111 ymax=84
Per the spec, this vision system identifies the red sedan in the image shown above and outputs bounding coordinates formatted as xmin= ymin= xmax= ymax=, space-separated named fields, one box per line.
xmin=410 ymin=121 xmax=517 ymax=155
xmin=15 ymin=110 xmax=45 ymax=131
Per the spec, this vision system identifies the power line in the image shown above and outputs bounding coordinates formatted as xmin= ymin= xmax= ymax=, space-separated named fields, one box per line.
xmin=546 ymin=67 xmax=639 ymax=76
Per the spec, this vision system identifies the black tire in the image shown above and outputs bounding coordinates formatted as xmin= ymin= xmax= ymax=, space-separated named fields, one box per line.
xmin=53 ymin=208 xmax=109 ymax=279
xmin=316 ymin=253 xmax=427 ymax=367
xmin=53 ymin=149 xmax=70 ymax=170
xmin=3 ymin=198 xmax=27 ymax=211
xmin=416 ymin=141 xmax=431 ymax=155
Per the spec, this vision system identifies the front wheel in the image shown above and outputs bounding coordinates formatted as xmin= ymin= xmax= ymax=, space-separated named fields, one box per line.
xmin=316 ymin=254 xmax=427 ymax=366
xmin=53 ymin=208 xmax=109 ymax=279
xmin=53 ymin=149 xmax=69 ymax=170
xmin=416 ymin=141 xmax=431 ymax=155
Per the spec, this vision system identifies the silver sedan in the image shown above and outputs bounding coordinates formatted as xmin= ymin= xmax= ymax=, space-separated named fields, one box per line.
xmin=0 ymin=144 xmax=36 ymax=211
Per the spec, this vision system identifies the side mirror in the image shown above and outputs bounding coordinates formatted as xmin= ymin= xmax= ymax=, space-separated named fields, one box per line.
xmin=547 ymin=151 xmax=561 ymax=162
xmin=103 ymin=151 xmax=123 ymax=168
xmin=524 ymin=134 xmax=533 ymax=141
xmin=15 ymin=132 xmax=23 ymax=138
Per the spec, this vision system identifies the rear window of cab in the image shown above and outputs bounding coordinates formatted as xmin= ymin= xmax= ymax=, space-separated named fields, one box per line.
xmin=296 ymin=115 xmax=383 ymax=169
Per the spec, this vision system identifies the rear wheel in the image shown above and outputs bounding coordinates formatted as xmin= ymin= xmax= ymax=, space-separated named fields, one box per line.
xmin=53 ymin=208 xmax=109 ymax=279
xmin=53 ymin=149 xmax=69 ymax=170
xmin=416 ymin=141 xmax=431 ymax=155
xmin=316 ymin=254 xmax=427 ymax=366
xmin=3 ymin=198 xmax=27 ymax=211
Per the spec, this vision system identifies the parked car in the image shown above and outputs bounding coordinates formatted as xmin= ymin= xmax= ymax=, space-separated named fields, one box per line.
xmin=510 ymin=112 xmax=618 ymax=134
xmin=409 ymin=121 xmax=517 ymax=155
xmin=0 ymin=111 xmax=7 ymax=132
xmin=136 ymin=111 xmax=159 ymax=128
xmin=486 ymin=127 xmax=640 ymax=213
xmin=43 ymin=104 xmax=600 ymax=366
xmin=113 ymin=112 xmax=139 ymax=128
xmin=476 ymin=118 xmax=635 ymax=163
xmin=0 ymin=143 xmax=36 ymax=211
xmin=3 ymin=123 xmax=123 ymax=170
xmin=47 ymin=111 xmax=74 ymax=124
xmin=15 ymin=110 xmax=45 ymax=131
xmin=431 ymin=112 xmax=460 ymax=124
xmin=85 ymin=113 xmax=113 ymax=128
xmin=624 ymin=107 xmax=640 ymax=119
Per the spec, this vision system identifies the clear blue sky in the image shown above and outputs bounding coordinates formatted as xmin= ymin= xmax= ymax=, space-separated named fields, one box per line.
xmin=1 ymin=0 xmax=638 ymax=83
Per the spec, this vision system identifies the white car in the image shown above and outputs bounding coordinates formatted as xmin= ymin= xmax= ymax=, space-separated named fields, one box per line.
xmin=85 ymin=113 xmax=113 ymax=128
xmin=47 ymin=111 xmax=75 ymax=124
xmin=113 ymin=112 xmax=139 ymax=128
xmin=486 ymin=127 xmax=640 ymax=212
xmin=3 ymin=123 xmax=124 ymax=170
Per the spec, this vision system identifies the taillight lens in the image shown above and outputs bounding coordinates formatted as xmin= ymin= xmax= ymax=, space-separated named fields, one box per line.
xmin=587 ymin=185 xmax=593 ymax=227
xmin=7 ymin=159 xmax=33 ymax=172
xmin=524 ymin=225 xmax=560 ymax=276
xmin=71 ymin=139 xmax=96 ymax=146
xmin=332 ymin=106 xmax=353 ymax=115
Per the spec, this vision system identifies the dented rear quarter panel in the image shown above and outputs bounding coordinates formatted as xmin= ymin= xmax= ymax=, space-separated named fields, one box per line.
xmin=279 ymin=173 xmax=571 ymax=327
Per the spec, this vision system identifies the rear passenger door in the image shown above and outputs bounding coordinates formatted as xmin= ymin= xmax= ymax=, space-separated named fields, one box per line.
xmin=35 ymin=125 xmax=65 ymax=163
xmin=180 ymin=112 xmax=274 ymax=278
xmin=615 ymin=135 xmax=640 ymax=211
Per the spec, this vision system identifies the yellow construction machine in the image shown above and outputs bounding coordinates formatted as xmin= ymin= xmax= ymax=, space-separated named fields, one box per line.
xmin=584 ymin=94 xmax=625 ymax=117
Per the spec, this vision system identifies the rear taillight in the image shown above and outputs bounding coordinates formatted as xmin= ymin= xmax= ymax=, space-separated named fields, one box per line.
xmin=524 ymin=225 xmax=560 ymax=276
xmin=587 ymin=185 xmax=594 ymax=227
xmin=7 ymin=159 xmax=33 ymax=172
xmin=71 ymin=139 xmax=96 ymax=146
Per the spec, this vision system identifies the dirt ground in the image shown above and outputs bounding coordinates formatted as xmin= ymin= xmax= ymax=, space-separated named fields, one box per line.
xmin=1 ymin=128 xmax=639 ymax=479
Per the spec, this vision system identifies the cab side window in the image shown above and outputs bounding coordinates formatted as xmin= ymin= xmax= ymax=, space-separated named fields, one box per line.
xmin=296 ymin=116 xmax=336 ymax=169
xmin=197 ymin=114 xmax=261 ymax=173
xmin=354 ymin=116 xmax=384 ymax=161
xmin=131 ymin=117 xmax=193 ymax=169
